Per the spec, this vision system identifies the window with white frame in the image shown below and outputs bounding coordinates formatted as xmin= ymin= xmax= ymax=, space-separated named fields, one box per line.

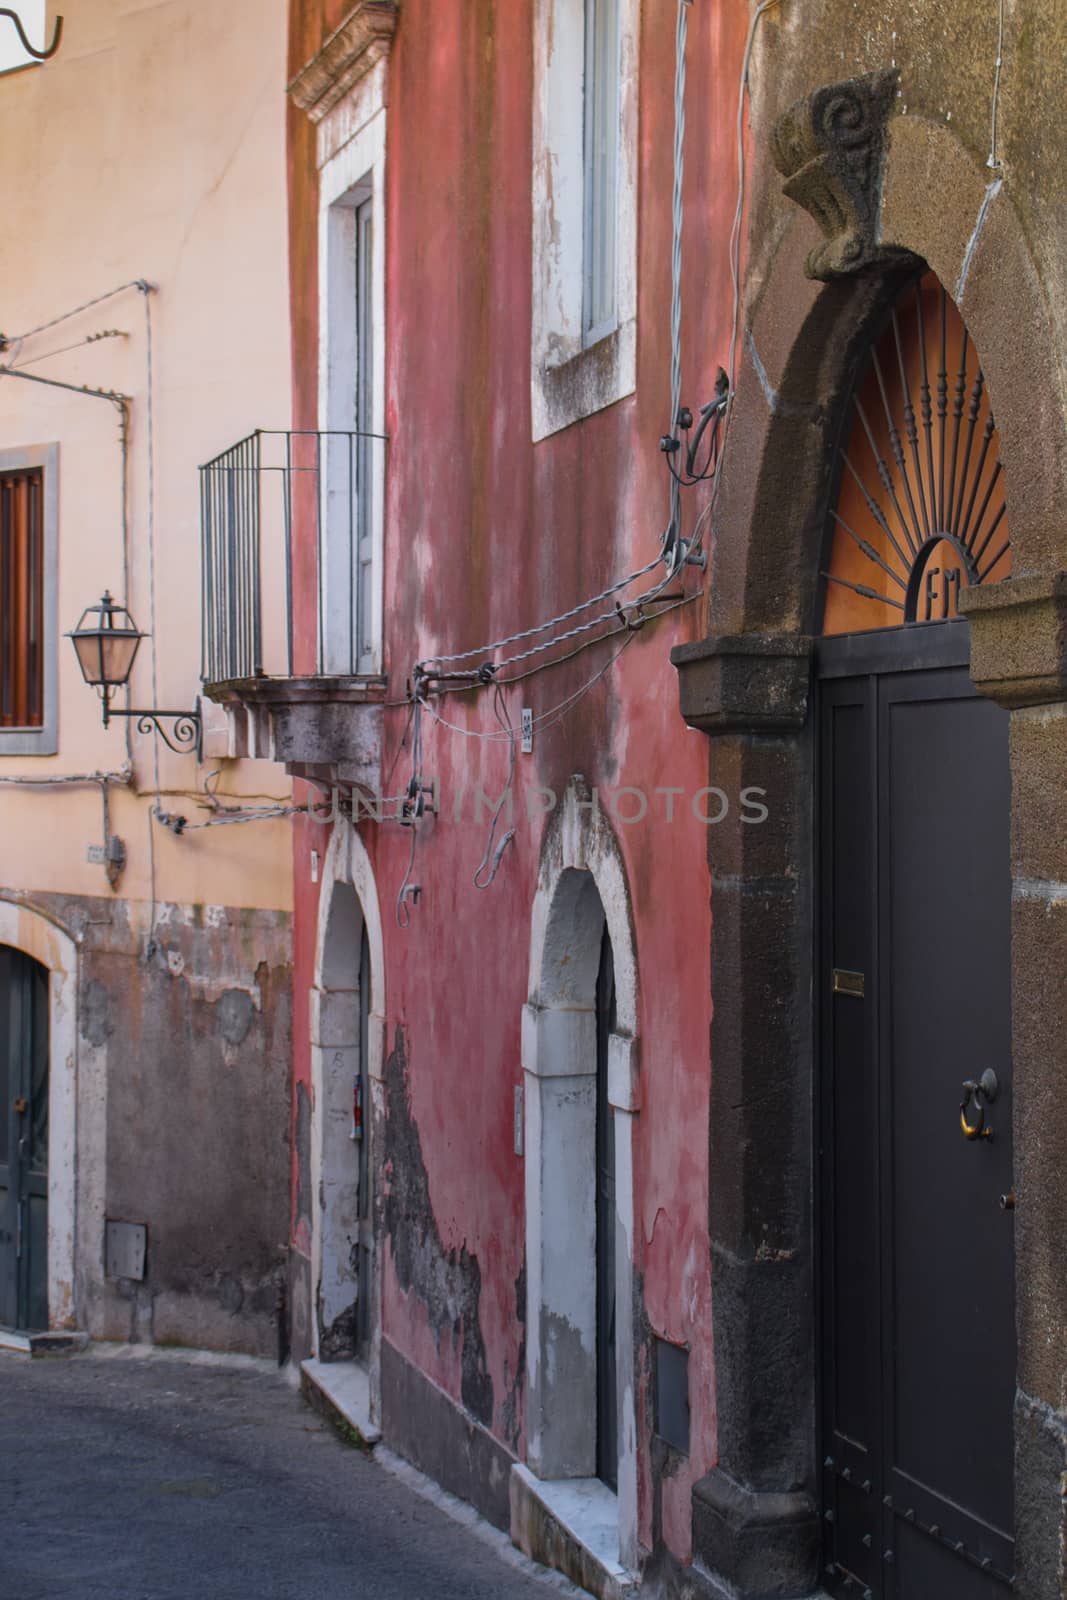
xmin=312 ymin=40 xmax=389 ymax=687
xmin=0 ymin=444 xmax=58 ymax=754
xmin=582 ymin=0 xmax=620 ymax=348
xmin=321 ymin=180 xmax=381 ymax=677
xmin=532 ymin=0 xmax=638 ymax=440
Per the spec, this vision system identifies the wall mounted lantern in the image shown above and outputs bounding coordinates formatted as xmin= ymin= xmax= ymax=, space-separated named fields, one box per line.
xmin=67 ymin=592 xmax=202 ymax=756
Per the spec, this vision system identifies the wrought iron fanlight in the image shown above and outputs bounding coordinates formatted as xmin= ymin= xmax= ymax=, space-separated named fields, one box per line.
xmin=67 ymin=592 xmax=202 ymax=756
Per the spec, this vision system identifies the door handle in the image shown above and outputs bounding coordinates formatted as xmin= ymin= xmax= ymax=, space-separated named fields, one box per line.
xmin=960 ymin=1069 xmax=999 ymax=1141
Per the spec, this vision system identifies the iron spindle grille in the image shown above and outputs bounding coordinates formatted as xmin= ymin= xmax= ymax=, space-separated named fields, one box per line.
xmin=822 ymin=272 xmax=1010 ymax=634
xmin=199 ymin=429 xmax=381 ymax=685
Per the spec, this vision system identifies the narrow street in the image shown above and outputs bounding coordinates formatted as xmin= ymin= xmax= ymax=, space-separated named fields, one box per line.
xmin=0 ymin=1349 xmax=576 ymax=1600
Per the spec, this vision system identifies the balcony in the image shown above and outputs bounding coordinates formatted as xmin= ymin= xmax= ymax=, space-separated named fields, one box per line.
xmin=199 ymin=430 xmax=386 ymax=789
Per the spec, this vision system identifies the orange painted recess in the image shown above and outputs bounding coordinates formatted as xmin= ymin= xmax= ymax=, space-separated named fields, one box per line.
xmin=822 ymin=271 xmax=1011 ymax=637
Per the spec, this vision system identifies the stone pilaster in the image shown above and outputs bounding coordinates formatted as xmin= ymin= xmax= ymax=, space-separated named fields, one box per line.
xmin=962 ymin=574 xmax=1067 ymax=1600
xmin=673 ymin=636 xmax=819 ymax=1599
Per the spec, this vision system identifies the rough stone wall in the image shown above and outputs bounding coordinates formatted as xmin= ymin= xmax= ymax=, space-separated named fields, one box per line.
xmin=675 ymin=2 xmax=1067 ymax=1595
xmin=4 ymin=890 xmax=292 ymax=1360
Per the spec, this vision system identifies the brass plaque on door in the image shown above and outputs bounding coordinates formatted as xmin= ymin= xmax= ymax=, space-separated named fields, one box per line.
xmin=832 ymin=969 xmax=865 ymax=999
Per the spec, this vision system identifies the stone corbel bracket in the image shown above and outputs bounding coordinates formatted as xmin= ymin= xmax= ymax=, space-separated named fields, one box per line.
xmin=772 ymin=68 xmax=912 ymax=281
xmin=288 ymin=1 xmax=399 ymax=123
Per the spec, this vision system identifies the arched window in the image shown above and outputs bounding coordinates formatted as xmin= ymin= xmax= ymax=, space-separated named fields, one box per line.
xmin=822 ymin=271 xmax=1010 ymax=635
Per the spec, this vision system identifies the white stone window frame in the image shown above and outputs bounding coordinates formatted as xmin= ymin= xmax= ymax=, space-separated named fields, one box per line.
xmin=531 ymin=0 xmax=639 ymax=442
xmin=317 ymin=70 xmax=388 ymax=677
xmin=0 ymin=444 xmax=59 ymax=757
xmin=518 ymin=778 xmax=641 ymax=1573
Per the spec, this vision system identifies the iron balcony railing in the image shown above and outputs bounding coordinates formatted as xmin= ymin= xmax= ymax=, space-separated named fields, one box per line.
xmin=199 ymin=428 xmax=383 ymax=685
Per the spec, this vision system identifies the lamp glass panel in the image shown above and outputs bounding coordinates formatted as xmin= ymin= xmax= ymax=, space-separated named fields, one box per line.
xmin=72 ymin=630 xmax=140 ymax=686
xmin=101 ymin=632 xmax=140 ymax=685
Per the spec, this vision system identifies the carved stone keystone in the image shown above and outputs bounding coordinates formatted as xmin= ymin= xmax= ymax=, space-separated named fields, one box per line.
xmin=772 ymin=69 xmax=912 ymax=281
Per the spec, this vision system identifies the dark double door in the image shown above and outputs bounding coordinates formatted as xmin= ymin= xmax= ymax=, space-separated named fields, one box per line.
xmin=818 ymin=624 xmax=1016 ymax=1598
xmin=0 ymin=946 xmax=49 ymax=1332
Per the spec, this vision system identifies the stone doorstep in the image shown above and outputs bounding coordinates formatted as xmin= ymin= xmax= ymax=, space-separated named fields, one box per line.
xmin=689 ymin=1561 xmax=831 ymax=1600
xmin=510 ymin=1465 xmax=639 ymax=1600
xmin=0 ymin=1329 xmax=90 ymax=1356
xmin=300 ymin=1356 xmax=382 ymax=1448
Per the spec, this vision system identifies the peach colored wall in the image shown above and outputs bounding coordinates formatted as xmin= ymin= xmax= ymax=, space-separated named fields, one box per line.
xmin=0 ymin=0 xmax=293 ymax=912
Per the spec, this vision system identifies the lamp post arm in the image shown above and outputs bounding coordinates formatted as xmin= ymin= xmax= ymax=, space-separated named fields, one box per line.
xmin=0 ymin=8 xmax=63 ymax=60
xmin=104 ymin=705 xmax=202 ymax=758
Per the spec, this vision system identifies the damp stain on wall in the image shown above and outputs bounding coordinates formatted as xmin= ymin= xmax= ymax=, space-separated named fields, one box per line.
xmin=383 ymin=1025 xmax=494 ymax=1428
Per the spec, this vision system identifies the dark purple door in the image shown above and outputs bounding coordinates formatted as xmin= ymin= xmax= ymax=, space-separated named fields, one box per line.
xmin=818 ymin=623 xmax=1015 ymax=1598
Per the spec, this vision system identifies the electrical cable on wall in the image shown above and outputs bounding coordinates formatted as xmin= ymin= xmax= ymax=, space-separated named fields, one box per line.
xmin=0 ymin=766 xmax=132 ymax=787
xmin=664 ymin=0 xmax=690 ymax=568
xmin=0 ymin=279 xmax=148 ymax=357
xmin=11 ymin=329 xmax=127 ymax=370
xmin=472 ymin=685 xmax=517 ymax=890
xmin=987 ymin=0 xmax=1005 ymax=169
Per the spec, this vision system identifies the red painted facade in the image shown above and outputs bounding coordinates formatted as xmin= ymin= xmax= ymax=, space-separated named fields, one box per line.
xmin=286 ymin=0 xmax=747 ymax=1573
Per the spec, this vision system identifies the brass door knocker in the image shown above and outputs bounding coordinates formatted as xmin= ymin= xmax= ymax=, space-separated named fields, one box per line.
xmin=960 ymin=1069 xmax=1000 ymax=1141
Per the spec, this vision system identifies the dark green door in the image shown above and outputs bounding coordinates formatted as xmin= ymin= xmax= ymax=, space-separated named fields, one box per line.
xmin=0 ymin=947 xmax=49 ymax=1331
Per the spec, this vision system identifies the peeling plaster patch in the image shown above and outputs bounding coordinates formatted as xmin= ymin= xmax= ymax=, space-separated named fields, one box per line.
xmin=384 ymin=1026 xmax=494 ymax=1429
xmin=540 ymin=1308 xmax=588 ymax=1401
xmin=295 ymin=1082 xmax=313 ymax=1248
xmin=216 ymin=988 xmax=255 ymax=1046
xmin=80 ymin=979 xmax=113 ymax=1047
xmin=320 ymin=1300 xmax=359 ymax=1360
xmin=502 ymin=1258 xmax=527 ymax=1453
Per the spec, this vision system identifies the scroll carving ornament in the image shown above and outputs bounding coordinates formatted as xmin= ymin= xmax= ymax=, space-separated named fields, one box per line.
xmin=772 ymin=69 xmax=914 ymax=281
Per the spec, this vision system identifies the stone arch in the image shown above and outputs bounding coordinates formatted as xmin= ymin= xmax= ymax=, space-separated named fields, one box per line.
xmin=674 ymin=103 xmax=1067 ymax=1600
xmin=708 ymin=113 xmax=1067 ymax=647
xmin=520 ymin=778 xmax=640 ymax=1570
xmin=309 ymin=822 xmax=386 ymax=1406
xmin=0 ymin=898 xmax=79 ymax=1331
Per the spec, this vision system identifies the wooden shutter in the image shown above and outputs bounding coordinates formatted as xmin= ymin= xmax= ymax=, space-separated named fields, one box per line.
xmin=0 ymin=469 xmax=44 ymax=728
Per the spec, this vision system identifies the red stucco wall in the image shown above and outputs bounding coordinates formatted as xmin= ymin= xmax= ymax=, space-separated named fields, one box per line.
xmin=287 ymin=0 xmax=747 ymax=1566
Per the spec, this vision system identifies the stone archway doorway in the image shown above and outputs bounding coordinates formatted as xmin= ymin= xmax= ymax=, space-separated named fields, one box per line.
xmin=307 ymin=822 xmax=387 ymax=1432
xmin=816 ymin=269 xmax=1015 ymax=1599
xmin=514 ymin=780 xmax=641 ymax=1579
xmin=0 ymin=946 xmax=49 ymax=1332
xmin=316 ymin=882 xmax=373 ymax=1362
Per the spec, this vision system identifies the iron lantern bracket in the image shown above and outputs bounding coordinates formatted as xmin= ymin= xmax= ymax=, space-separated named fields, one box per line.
xmin=0 ymin=8 xmax=63 ymax=60
xmin=100 ymin=693 xmax=203 ymax=759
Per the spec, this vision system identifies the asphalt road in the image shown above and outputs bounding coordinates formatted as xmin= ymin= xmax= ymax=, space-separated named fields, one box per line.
xmin=0 ymin=1347 xmax=577 ymax=1600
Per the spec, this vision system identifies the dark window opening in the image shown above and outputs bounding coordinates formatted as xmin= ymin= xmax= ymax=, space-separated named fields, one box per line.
xmin=0 ymin=468 xmax=44 ymax=728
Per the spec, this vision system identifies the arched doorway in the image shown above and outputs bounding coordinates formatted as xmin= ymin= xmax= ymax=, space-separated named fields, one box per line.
xmin=816 ymin=271 xmax=1015 ymax=1597
xmin=316 ymin=881 xmax=373 ymax=1360
xmin=0 ymin=902 xmax=78 ymax=1336
xmin=310 ymin=822 xmax=386 ymax=1401
xmin=674 ymin=82 xmax=1067 ymax=1600
xmin=519 ymin=779 xmax=641 ymax=1569
xmin=0 ymin=946 xmax=49 ymax=1332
